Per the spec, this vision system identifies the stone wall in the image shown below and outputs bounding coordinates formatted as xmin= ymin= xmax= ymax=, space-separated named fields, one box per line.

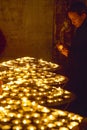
xmin=0 ymin=0 xmax=54 ymax=61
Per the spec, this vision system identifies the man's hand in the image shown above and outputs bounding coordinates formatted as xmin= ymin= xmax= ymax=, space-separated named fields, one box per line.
xmin=56 ymin=44 xmax=68 ymax=57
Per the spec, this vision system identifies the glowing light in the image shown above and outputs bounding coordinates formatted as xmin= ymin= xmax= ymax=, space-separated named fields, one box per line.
xmin=0 ymin=57 xmax=83 ymax=129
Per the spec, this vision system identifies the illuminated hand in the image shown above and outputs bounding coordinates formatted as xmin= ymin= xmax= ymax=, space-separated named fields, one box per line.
xmin=56 ymin=44 xmax=68 ymax=57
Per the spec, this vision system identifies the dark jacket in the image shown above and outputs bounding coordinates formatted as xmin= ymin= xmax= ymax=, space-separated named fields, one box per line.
xmin=67 ymin=18 xmax=87 ymax=95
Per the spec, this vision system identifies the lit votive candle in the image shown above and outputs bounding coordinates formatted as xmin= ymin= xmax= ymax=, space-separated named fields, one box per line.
xmin=1 ymin=100 xmax=7 ymax=104
xmin=7 ymin=99 xmax=14 ymax=104
xmin=1 ymin=125 xmax=11 ymax=130
xmin=10 ymin=93 xmax=16 ymax=96
xmin=12 ymin=89 xmax=19 ymax=93
xmin=47 ymin=123 xmax=55 ymax=128
xmin=32 ymin=113 xmax=40 ymax=118
xmin=53 ymin=99 xmax=57 ymax=102
xmin=15 ymin=100 xmax=21 ymax=105
xmin=1 ymin=117 xmax=10 ymax=122
xmin=39 ymin=101 xmax=45 ymax=104
xmin=18 ymin=93 xmax=24 ymax=97
xmin=47 ymin=99 xmax=53 ymax=103
xmin=41 ymin=107 xmax=50 ymax=113
xmin=43 ymin=118 xmax=49 ymax=123
xmin=22 ymin=119 xmax=31 ymax=124
xmin=25 ymin=114 xmax=30 ymax=119
xmin=27 ymin=125 xmax=36 ymax=130
xmin=16 ymin=113 xmax=22 ymax=118
xmin=34 ymin=119 xmax=40 ymax=124
xmin=2 ymin=92 xmax=9 ymax=96
xmin=39 ymin=126 xmax=46 ymax=130
xmin=48 ymin=95 xmax=53 ymax=99
xmin=59 ymin=127 xmax=69 ymax=130
xmin=57 ymin=110 xmax=67 ymax=116
xmin=0 ymin=95 xmax=3 ymax=99
xmin=48 ymin=114 xmax=55 ymax=120
xmin=57 ymin=98 xmax=63 ymax=102
xmin=32 ymin=93 xmax=37 ymax=96
xmin=36 ymin=97 xmax=41 ymax=100
xmin=26 ymin=93 xmax=31 ymax=97
xmin=64 ymin=95 xmax=70 ymax=99
xmin=5 ymin=105 xmax=11 ymax=109
xmin=12 ymin=125 xmax=22 ymax=130
xmin=55 ymin=121 xmax=63 ymax=127
xmin=68 ymin=121 xmax=79 ymax=129
xmin=8 ymin=112 xmax=16 ymax=117
xmin=12 ymin=119 xmax=21 ymax=124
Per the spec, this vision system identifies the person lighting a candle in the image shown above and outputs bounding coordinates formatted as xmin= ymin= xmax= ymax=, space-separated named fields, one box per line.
xmin=56 ymin=1 xmax=87 ymax=117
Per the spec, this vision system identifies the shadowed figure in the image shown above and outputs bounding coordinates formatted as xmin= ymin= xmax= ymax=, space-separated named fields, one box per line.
xmin=56 ymin=1 xmax=87 ymax=117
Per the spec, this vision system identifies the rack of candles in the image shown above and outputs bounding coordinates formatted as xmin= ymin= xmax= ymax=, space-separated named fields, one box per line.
xmin=0 ymin=57 xmax=83 ymax=129
xmin=0 ymin=57 xmax=59 ymax=72
xmin=0 ymin=83 xmax=75 ymax=107
xmin=0 ymin=57 xmax=68 ymax=86
xmin=0 ymin=98 xmax=83 ymax=130
xmin=0 ymin=57 xmax=73 ymax=106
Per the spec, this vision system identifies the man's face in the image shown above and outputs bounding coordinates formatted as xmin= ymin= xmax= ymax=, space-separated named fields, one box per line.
xmin=68 ymin=12 xmax=86 ymax=28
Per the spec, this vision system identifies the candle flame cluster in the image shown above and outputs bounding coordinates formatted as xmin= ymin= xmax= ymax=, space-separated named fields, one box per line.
xmin=0 ymin=57 xmax=83 ymax=130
